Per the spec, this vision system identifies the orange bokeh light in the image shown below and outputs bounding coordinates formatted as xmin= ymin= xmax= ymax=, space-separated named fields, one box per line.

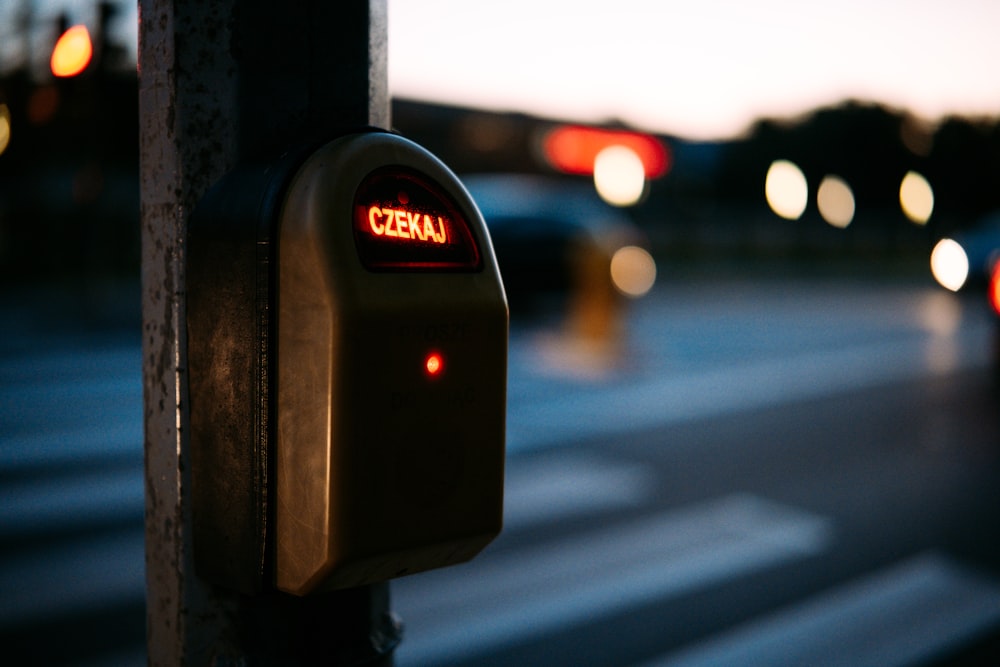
xmin=51 ymin=25 xmax=93 ymax=78
xmin=542 ymin=125 xmax=670 ymax=178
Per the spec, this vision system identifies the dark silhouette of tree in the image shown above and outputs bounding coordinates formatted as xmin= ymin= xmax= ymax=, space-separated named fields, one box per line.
xmin=926 ymin=116 xmax=1000 ymax=228
xmin=716 ymin=100 xmax=1000 ymax=233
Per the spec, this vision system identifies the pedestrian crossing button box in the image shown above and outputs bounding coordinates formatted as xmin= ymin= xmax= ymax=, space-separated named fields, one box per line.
xmin=188 ymin=131 xmax=508 ymax=596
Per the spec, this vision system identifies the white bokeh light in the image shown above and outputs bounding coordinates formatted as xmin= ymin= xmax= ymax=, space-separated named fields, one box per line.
xmin=930 ymin=238 xmax=969 ymax=292
xmin=900 ymin=171 xmax=935 ymax=224
xmin=765 ymin=160 xmax=808 ymax=220
xmin=593 ymin=145 xmax=646 ymax=207
xmin=816 ymin=175 xmax=855 ymax=228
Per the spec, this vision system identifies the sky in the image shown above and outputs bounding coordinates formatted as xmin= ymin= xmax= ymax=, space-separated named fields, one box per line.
xmin=7 ymin=0 xmax=1000 ymax=140
xmin=388 ymin=0 xmax=1000 ymax=139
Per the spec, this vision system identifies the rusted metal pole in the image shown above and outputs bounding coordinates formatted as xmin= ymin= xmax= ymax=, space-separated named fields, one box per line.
xmin=138 ymin=1 xmax=393 ymax=664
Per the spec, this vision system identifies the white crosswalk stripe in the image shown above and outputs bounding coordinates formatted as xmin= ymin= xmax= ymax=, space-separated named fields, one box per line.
xmin=506 ymin=324 xmax=994 ymax=453
xmin=641 ymin=553 xmax=1000 ymax=667
xmin=503 ymin=452 xmax=659 ymax=530
xmin=394 ymin=494 xmax=833 ymax=666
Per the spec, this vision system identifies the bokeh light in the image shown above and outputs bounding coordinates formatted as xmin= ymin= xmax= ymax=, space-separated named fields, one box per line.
xmin=0 ymin=104 xmax=10 ymax=156
xmin=594 ymin=145 xmax=646 ymax=207
xmin=610 ymin=245 xmax=656 ymax=297
xmin=51 ymin=25 xmax=93 ymax=78
xmin=930 ymin=238 xmax=969 ymax=292
xmin=816 ymin=175 xmax=855 ymax=228
xmin=900 ymin=170 xmax=934 ymax=225
xmin=543 ymin=125 xmax=669 ymax=178
xmin=765 ymin=159 xmax=808 ymax=220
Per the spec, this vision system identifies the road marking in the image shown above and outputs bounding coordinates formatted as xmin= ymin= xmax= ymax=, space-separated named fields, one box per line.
xmin=0 ymin=345 xmax=139 ymax=383
xmin=393 ymin=494 xmax=832 ymax=666
xmin=0 ymin=467 xmax=144 ymax=534
xmin=0 ymin=375 xmax=141 ymax=434
xmin=0 ymin=420 xmax=141 ymax=471
xmin=506 ymin=327 xmax=994 ymax=453
xmin=644 ymin=553 xmax=1000 ymax=667
xmin=4 ymin=409 xmax=651 ymax=534
xmin=0 ymin=531 xmax=145 ymax=627
xmin=504 ymin=453 xmax=658 ymax=531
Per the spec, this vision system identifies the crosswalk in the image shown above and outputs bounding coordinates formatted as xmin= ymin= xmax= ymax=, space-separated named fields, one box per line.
xmin=394 ymin=491 xmax=834 ymax=666
xmin=643 ymin=554 xmax=1000 ymax=667
xmin=3 ymin=279 xmax=1000 ymax=665
xmin=394 ymin=456 xmax=1000 ymax=667
xmin=0 ymin=337 xmax=145 ymax=664
xmin=506 ymin=316 xmax=996 ymax=454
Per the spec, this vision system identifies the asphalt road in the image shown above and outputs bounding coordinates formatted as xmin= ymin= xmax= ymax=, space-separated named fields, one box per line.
xmin=395 ymin=269 xmax=1000 ymax=666
xmin=3 ymin=267 xmax=1000 ymax=666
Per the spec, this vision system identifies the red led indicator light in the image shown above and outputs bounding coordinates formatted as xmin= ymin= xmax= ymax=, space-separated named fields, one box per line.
xmin=425 ymin=352 xmax=444 ymax=378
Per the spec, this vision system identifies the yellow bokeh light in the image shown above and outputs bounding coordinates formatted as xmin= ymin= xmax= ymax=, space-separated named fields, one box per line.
xmin=929 ymin=238 xmax=968 ymax=292
xmin=816 ymin=175 xmax=855 ymax=228
xmin=900 ymin=170 xmax=934 ymax=225
xmin=610 ymin=245 xmax=656 ymax=298
xmin=0 ymin=104 xmax=10 ymax=156
xmin=51 ymin=25 xmax=93 ymax=78
xmin=765 ymin=159 xmax=808 ymax=220
xmin=594 ymin=145 xmax=646 ymax=207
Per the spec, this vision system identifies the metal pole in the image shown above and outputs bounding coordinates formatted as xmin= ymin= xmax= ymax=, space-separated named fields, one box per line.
xmin=138 ymin=1 xmax=393 ymax=664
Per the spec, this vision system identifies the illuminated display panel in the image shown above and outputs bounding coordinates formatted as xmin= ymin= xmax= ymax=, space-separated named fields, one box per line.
xmin=353 ymin=167 xmax=481 ymax=271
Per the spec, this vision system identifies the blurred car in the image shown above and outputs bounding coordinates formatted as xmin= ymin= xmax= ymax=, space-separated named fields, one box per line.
xmin=461 ymin=174 xmax=656 ymax=321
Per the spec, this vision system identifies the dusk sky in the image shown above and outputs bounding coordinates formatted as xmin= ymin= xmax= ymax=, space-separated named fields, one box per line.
xmin=8 ymin=1 xmax=1000 ymax=140
xmin=389 ymin=0 xmax=1000 ymax=139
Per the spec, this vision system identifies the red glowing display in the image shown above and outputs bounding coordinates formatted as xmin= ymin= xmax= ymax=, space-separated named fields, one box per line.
xmin=354 ymin=167 xmax=481 ymax=271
